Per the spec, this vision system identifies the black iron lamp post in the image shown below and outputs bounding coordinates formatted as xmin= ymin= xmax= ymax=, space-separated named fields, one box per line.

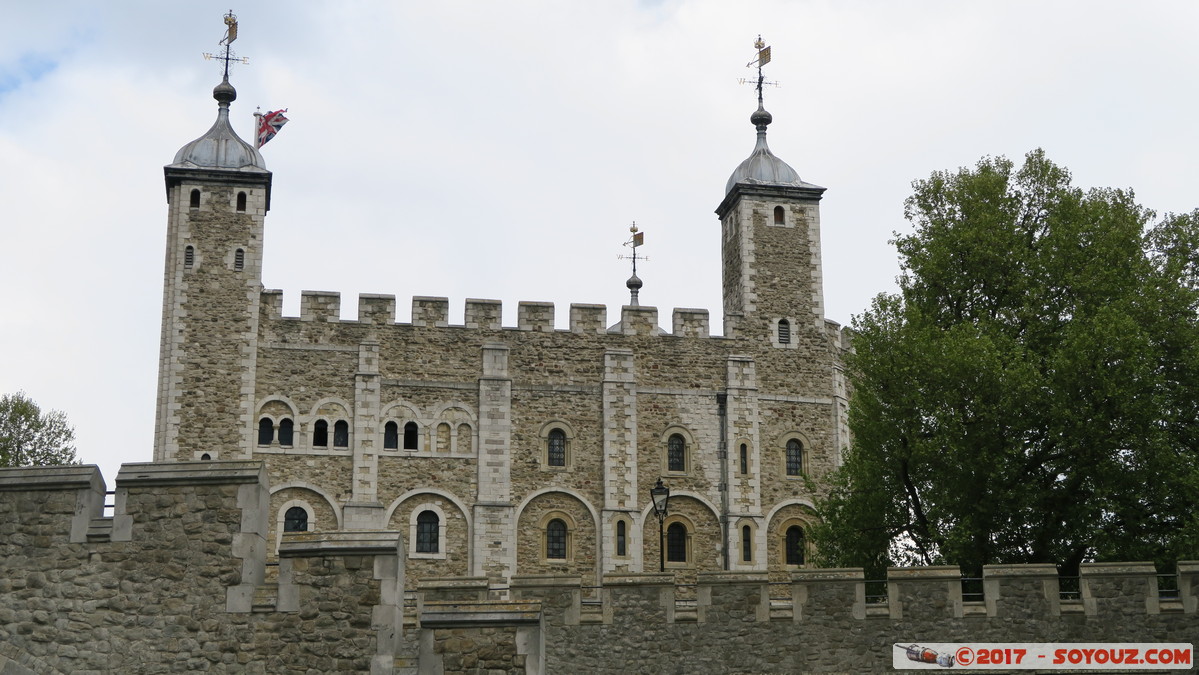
xmin=650 ymin=477 xmax=670 ymax=572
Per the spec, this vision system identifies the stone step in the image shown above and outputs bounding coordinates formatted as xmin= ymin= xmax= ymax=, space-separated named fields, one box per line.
xmin=86 ymin=517 xmax=113 ymax=542
xmin=252 ymin=584 xmax=278 ymax=612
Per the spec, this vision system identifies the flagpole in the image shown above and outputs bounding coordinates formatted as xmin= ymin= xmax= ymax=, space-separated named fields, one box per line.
xmin=253 ymin=108 xmax=263 ymax=149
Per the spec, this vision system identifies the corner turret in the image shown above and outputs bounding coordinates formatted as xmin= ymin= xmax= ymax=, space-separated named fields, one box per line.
xmin=154 ymin=12 xmax=272 ymax=463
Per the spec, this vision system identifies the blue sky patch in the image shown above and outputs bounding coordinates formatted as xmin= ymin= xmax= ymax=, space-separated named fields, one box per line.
xmin=0 ymin=53 xmax=60 ymax=97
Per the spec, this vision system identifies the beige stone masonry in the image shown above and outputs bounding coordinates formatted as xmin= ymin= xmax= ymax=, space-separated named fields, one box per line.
xmin=358 ymin=294 xmax=397 ymax=325
xmin=517 ymin=301 xmax=555 ymax=332
xmin=465 ymin=298 xmax=503 ymax=330
xmin=412 ymin=296 xmax=450 ymax=327
xmin=569 ymin=303 xmax=607 ymax=334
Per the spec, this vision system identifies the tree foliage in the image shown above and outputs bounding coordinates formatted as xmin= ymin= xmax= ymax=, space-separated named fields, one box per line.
xmin=0 ymin=392 xmax=78 ymax=467
xmin=812 ymin=151 xmax=1199 ymax=575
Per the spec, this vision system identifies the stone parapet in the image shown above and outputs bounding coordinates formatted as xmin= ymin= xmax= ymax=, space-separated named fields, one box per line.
xmin=412 ymin=296 xmax=449 ymax=327
xmin=517 ymin=301 xmax=555 ymax=332
xmin=465 ymin=298 xmax=502 ymax=330
xmin=358 ymin=293 xmax=397 ymax=324
xmin=300 ymin=289 xmax=341 ymax=322
xmin=672 ymin=308 xmax=710 ymax=337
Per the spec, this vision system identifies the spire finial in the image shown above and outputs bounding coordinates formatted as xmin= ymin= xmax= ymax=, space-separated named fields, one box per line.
xmin=741 ymin=36 xmax=777 ymax=131
xmin=203 ymin=10 xmax=250 ymax=89
xmin=619 ymin=223 xmax=648 ymax=306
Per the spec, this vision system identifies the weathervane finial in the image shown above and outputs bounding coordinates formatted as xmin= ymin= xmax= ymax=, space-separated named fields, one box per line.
xmin=204 ymin=10 xmax=250 ymax=79
xmin=618 ymin=223 xmax=648 ymax=306
xmin=746 ymin=35 xmax=773 ymax=109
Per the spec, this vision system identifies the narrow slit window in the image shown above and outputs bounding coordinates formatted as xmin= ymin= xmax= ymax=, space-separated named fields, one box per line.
xmin=333 ymin=420 xmax=349 ymax=448
xmin=667 ymin=433 xmax=686 ymax=472
xmin=257 ymin=417 xmax=274 ymax=446
xmin=616 ymin=520 xmax=627 ymax=556
xmin=786 ymin=525 xmax=805 ymax=565
xmin=234 ymin=248 xmax=245 ymax=271
xmin=773 ymin=205 xmax=785 ymax=225
xmin=546 ymin=519 xmax=567 ymax=560
xmin=384 ymin=421 xmax=399 ymax=449
xmin=547 ymin=428 xmax=566 ymax=467
xmin=189 ymin=189 xmax=200 ymax=209
xmin=284 ymin=506 xmax=308 ymax=533
xmin=416 ymin=510 xmax=440 ymax=553
xmin=739 ymin=443 xmax=748 ymax=474
xmin=313 ymin=420 xmax=328 ymax=447
xmin=278 ymin=418 xmax=294 ymax=446
xmin=403 ymin=421 xmax=418 ymax=450
xmin=666 ymin=522 xmax=687 ymax=563
xmin=742 ymin=525 xmax=752 ymax=562
xmin=778 ymin=319 xmax=791 ymax=344
xmin=786 ymin=439 xmax=803 ymax=476
xmin=236 ymin=191 xmax=247 ymax=212
xmin=184 ymin=245 xmax=195 ymax=269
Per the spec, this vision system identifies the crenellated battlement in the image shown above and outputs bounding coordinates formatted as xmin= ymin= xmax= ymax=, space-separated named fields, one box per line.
xmin=1 ymin=463 xmax=1194 ymax=674
xmin=257 ymin=289 xmax=762 ymax=341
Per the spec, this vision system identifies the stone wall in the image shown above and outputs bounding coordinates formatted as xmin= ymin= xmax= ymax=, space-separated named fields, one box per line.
xmin=3 ymin=463 xmax=1195 ymax=674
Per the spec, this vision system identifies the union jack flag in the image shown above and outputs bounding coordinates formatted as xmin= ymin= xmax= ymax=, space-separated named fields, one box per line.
xmin=256 ymin=109 xmax=289 ymax=148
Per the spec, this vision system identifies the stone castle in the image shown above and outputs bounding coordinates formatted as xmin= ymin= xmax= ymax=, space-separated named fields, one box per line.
xmin=152 ymin=56 xmax=849 ymax=593
xmin=3 ymin=40 xmax=1195 ymax=675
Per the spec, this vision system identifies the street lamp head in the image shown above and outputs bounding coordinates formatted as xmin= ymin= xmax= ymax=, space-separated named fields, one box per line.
xmin=650 ymin=477 xmax=670 ymax=518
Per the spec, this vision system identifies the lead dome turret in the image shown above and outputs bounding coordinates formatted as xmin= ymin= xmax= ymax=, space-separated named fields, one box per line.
xmin=724 ymin=104 xmax=807 ymax=194
xmin=168 ymin=76 xmax=267 ymax=172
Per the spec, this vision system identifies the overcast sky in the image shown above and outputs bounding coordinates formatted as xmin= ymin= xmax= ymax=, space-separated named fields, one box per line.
xmin=3 ymin=1 xmax=1197 ymax=485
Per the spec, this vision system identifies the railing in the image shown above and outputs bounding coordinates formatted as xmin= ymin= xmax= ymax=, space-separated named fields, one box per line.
xmin=104 ymin=490 xmax=116 ymax=518
xmin=960 ymin=577 xmax=984 ymax=603
xmin=1157 ymin=573 xmax=1179 ymax=600
xmin=1058 ymin=576 xmax=1081 ymax=601
xmin=580 ymin=585 xmax=603 ymax=605
xmin=864 ymin=580 xmax=888 ymax=604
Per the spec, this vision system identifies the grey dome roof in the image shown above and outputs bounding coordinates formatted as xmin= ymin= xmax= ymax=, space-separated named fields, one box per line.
xmin=725 ymin=105 xmax=804 ymax=194
xmin=169 ymin=77 xmax=267 ymax=172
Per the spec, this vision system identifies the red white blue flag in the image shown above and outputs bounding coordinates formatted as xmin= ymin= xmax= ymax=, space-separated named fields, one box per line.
xmin=256 ymin=109 xmax=289 ymax=148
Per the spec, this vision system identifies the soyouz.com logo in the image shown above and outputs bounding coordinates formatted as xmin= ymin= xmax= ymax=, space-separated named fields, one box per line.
xmin=893 ymin=643 xmax=1193 ymax=670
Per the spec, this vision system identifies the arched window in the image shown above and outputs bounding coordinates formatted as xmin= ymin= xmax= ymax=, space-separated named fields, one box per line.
xmin=278 ymin=418 xmax=294 ymax=446
xmin=333 ymin=420 xmax=349 ymax=448
xmin=739 ymin=443 xmax=748 ymax=474
xmin=184 ymin=245 xmax=195 ymax=269
xmin=384 ymin=421 xmax=399 ymax=449
xmin=547 ymin=428 xmax=566 ymax=467
xmin=546 ymin=519 xmax=567 ymax=560
xmin=773 ymin=205 xmax=785 ymax=225
xmin=667 ymin=433 xmax=686 ymax=472
xmin=257 ymin=417 xmax=274 ymax=446
xmin=313 ymin=420 xmax=329 ymax=447
xmin=742 ymin=525 xmax=752 ymax=562
xmin=234 ymin=248 xmax=245 ymax=271
xmin=236 ymin=191 xmax=247 ymax=212
xmin=778 ymin=318 xmax=791 ymax=344
xmin=785 ymin=525 xmax=805 ymax=565
xmin=284 ymin=506 xmax=308 ymax=533
xmin=200 ymin=453 xmax=211 ymax=461
xmin=616 ymin=520 xmax=627 ymax=557
xmin=786 ymin=439 xmax=804 ymax=476
xmin=666 ymin=522 xmax=687 ymax=563
xmin=416 ymin=510 xmax=439 ymax=553
xmin=189 ymin=189 xmax=200 ymax=209
xmin=403 ymin=421 xmax=418 ymax=450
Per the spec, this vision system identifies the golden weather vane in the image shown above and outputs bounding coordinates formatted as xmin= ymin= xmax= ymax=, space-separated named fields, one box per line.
xmin=737 ymin=35 xmax=779 ymax=104
xmin=202 ymin=10 xmax=250 ymax=78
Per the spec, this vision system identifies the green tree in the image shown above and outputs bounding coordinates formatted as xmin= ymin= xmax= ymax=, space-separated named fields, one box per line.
xmin=0 ymin=392 xmax=78 ymax=467
xmin=812 ymin=151 xmax=1199 ymax=575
